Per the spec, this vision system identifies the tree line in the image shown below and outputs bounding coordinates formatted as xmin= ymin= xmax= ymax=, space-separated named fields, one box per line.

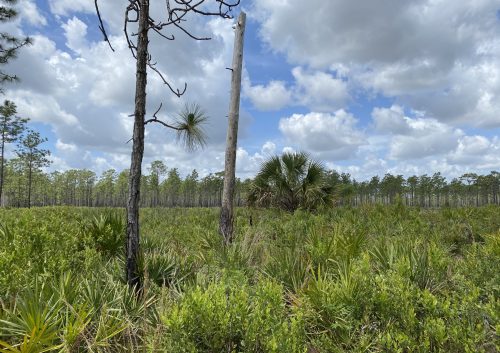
xmin=246 ymin=152 xmax=500 ymax=211
xmin=1 ymin=101 xmax=498 ymax=209
xmin=0 ymin=154 xmax=498 ymax=208
xmin=0 ymin=160 xmax=249 ymax=208
xmin=329 ymin=170 xmax=500 ymax=208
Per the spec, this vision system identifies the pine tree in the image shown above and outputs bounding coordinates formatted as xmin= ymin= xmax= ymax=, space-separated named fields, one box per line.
xmin=0 ymin=100 xmax=27 ymax=205
xmin=0 ymin=0 xmax=32 ymax=92
xmin=16 ymin=129 xmax=50 ymax=207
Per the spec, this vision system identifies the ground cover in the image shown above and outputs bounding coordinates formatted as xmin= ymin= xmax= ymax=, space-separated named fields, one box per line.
xmin=0 ymin=205 xmax=498 ymax=352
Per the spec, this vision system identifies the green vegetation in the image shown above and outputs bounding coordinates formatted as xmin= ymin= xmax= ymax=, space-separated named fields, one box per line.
xmin=0 ymin=100 xmax=28 ymax=206
xmin=0 ymin=0 xmax=33 ymax=91
xmin=247 ymin=152 xmax=333 ymax=212
xmin=0 ymin=206 xmax=498 ymax=352
xmin=1 ymin=159 xmax=498 ymax=208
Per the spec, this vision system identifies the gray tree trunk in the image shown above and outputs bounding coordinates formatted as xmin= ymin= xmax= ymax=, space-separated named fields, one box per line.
xmin=0 ymin=134 xmax=5 ymax=206
xmin=126 ymin=0 xmax=149 ymax=292
xmin=219 ymin=12 xmax=246 ymax=245
xmin=27 ymin=160 xmax=32 ymax=208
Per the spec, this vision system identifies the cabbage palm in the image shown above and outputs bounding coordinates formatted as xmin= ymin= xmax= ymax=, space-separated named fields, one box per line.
xmin=248 ymin=152 xmax=333 ymax=212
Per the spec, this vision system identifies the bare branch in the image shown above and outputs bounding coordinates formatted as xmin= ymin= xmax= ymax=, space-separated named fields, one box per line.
xmin=124 ymin=2 xmax=139 ymax=58
xmin=100 ymin=0 xmax=240 ymax=100
xmin=144 ymin=118 xmax=181 ymax=130
xmin=152 ymin=102 xmax=163 ymax=118
xmin=149 ymin=25 xmax=175 ymax=40
xmin=168 ymin=0 xmax=240 ymax=19
xmin=155 ymin=0 xmax=240 ymax=31
xmin=147 ymin=61 xmax=187 ymax=97
xmin=94 ymin=0 xmax=115 ymax=51
xmin=173 ymin=22 xmax=211 ymax=40
xmin=144 ymin=102 xmax=180 ymax=130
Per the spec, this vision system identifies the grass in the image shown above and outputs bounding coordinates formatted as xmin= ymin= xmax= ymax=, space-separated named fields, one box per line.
xmin=0 ymin=205 xmax=498 ymax=352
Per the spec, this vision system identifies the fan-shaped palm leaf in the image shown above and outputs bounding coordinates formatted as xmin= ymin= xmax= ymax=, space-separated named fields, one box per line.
xmin=247 ymin=151 xmax=333 ymax=212
xmin=281 ymin=151 xmax=308 ymax=186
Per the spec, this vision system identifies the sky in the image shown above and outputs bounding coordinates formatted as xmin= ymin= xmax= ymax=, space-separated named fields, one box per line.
xmin=3 ymin=0 xmax=500 ymax=181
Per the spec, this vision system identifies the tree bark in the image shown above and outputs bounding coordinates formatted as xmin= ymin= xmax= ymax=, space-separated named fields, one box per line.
xmin=27 ymin=161 xmax=32 ymax=208
xmin=126 ymin=0 xmax=149 ymax=292
xmin=219 ymin=12 xmax=246 ymax=245
xmin=0 ymin=132 xmax=5 ymax=206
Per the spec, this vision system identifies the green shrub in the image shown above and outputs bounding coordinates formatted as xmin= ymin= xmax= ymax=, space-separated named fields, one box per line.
xmin=0 ymin=206 xmax=498 ymax=352
xmin=83 ymin=212 xmax=125 ymax=257
xmin=159 ymin=278 xmax=306 ymax=353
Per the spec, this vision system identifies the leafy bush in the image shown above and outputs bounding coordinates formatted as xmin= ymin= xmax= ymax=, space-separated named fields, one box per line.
xmin=247 ymin=152 xmax=333 ymax=212
xmin=83 ymin=212 xmax=125 ymax=257
xmin=158 ymin=277 xmax=306 ymax=353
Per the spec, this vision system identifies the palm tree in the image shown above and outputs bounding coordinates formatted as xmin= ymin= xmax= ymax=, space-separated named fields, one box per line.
xmin=247 ymin=152 xmax=333 ymax=212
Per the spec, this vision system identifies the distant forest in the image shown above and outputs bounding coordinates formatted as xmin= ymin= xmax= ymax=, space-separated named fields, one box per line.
xmin=1 ymin=159 xmax=498 ymax=208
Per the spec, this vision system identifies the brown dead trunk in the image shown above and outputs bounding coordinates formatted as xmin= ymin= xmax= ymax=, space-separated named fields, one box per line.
xmin=126 ymin=0 xmax=149 ymax=292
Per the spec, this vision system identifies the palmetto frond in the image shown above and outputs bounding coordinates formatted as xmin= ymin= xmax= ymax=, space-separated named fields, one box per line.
xmin=174 ymin=103 xmax=208 ymax=151
xmin=247 ymin=151 xmax=333 ymax=212
xmin=301 ymin=160 xmax=331 ymax=210
xmin=281 ymin=151 xmax=308 ymax=187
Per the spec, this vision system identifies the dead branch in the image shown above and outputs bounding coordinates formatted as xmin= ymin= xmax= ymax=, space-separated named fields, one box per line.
xmin=96 ymin=0 xmax=240 ymax=98
xmin=94 ymin=0 xmax=115 ymax=51
xmin=147 ymin=61 xmax=187 ymax=97
xmin=144 ymin=103 xmax=182 ymax=130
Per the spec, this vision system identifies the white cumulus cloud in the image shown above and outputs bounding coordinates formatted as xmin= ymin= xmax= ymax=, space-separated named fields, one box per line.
xmin=291 ymin=67 xmax=349 ymax=111
xmin=253 ymin=0 xmax=500 ymax=128
xmin=244 ymin=80 xmax=291 ymax=111
xmin=388 ymin=118 xmax=463 ymax=160
xmin=279 ymin=110 xmax=364 ymax=159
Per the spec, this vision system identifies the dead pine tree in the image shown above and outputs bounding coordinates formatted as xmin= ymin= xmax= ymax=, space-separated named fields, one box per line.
xmin=219 ymin=12 xmax=246 ymax=245
xmin=94 ymin=0 xmax=240 ymax=293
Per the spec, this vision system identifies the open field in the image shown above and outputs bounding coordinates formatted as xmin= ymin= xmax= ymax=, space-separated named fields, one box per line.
xmin=0 ymin=206 xmax=499 ymax=352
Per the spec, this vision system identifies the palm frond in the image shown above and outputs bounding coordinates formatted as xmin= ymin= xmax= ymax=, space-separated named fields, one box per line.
xmin=303 ymin=161 xmax=325 ymax=187
xmin=281 ymin=152 xmax=308 ymax=187
xmin=257 ymin=156 xmax=282 ymax=182
xmin=247 ymin=151 xmax=332 ymax=212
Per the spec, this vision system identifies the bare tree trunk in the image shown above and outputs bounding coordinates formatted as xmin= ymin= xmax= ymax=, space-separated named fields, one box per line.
xmin=219 ymin=12 xmax=246 ymax=245
xmin=27 ymin=163 xmax=32 ymax=208
xmin=0 ymin=135 xmax=5 ymax=206
xmin=126 ymin=0 xmax=149 ymax=292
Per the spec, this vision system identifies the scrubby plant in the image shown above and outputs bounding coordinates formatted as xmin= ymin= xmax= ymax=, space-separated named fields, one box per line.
xmin=247 ymin=152 xmax=333 ymax=212
xmin=158 ymin=277 xmax=306 ymax=353
xmin=83 ymin=212 xmax=125 ymax=257
xmin=146 ymin=250 xmax=178 ymax=287
xmin=0 ymin=206 xmax=498 ymax=352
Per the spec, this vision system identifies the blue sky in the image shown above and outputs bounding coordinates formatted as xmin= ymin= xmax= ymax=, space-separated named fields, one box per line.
xmin=4 ymin=0 xmax=500 ymax=180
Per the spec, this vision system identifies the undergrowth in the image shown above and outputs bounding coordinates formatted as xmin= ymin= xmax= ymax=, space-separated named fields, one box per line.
xmin=0 ymin=205 xmax=498 ymax=352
